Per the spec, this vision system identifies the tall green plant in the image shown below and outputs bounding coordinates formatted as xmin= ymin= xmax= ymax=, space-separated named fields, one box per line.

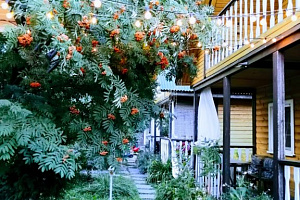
xmin=147 ymin=159 xmax=172 ymax=184
xmin=155 ymin=165 xmax=207 ymax=200
xmin=193 ymin=140 xmax=221 ymax=176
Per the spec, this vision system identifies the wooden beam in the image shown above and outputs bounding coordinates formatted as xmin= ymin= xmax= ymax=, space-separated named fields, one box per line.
xmin=192 ymin=90 xmax=200 ymax=170
xmin=252 ymin=90 xmax=257 ymax=155
xmin=193 ymin=90 xmax=199 ymax=143
xmin=169 ymin=101 xmax=173 ymax=139
xmin=223 ymin=76 xmax=231 ymax=192
xmin=272 ymin=51 xmax=285 ymax=200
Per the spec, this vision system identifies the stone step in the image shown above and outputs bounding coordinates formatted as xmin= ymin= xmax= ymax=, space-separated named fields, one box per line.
xmin=134 ymin=180 xmax=147 ymax=184
xmin=136 ymin=185 xmax=153 ymax=190
xmin=128 ymin=169 xmax=140 ymax=173
xmin=138 ymin=189 xmax=156 ymax=194
xmin=140 ymin=194 xmax=156 ymax=200
xmin=131 ymin=174 xmax=147 ymax=178
xmin=132 ymin=177 xmax=146 ymax=181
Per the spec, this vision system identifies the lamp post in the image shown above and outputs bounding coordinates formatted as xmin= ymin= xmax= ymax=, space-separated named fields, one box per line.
xmin=108 ymin=166 xmax=115 ymax=200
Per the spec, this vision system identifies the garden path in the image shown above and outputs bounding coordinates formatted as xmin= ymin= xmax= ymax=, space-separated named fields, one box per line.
xmin=126 ymin=157 xmax=156 ymax=200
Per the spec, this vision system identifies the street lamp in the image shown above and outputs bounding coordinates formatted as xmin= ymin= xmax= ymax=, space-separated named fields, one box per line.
xmin=108 ymin=166 xmax=115 ymax=200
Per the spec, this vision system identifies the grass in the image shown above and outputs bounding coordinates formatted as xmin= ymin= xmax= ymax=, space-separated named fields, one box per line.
xmin=61 ymin=174 xmax=141 ymax=200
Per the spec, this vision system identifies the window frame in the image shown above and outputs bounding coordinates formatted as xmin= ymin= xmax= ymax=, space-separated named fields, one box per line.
xmin=268 ymin=99 xmax=295 ymax=156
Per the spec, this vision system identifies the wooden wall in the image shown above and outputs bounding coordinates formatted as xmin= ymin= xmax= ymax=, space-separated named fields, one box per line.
xmin=256 ymin=75 xmax=300 ymax=160
xmin=192 ymin=51 xmax=205 ymax=85
xmin=218 ymin=99 xmax=253 ymax=146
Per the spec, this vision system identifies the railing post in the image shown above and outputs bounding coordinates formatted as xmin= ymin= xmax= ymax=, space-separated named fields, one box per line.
xmin=278 ymin=0 xmax=283 ymax=23
xmin=244 ymin=0 xmax=248 ymax=42
xmin=273 ymin=51 xmax=285 ymax=200
xmin=255 ymin=0 xmax=260 ymax=37
xmin=234 ymin=1 xmax=238 ymax=51
xmin=270 ymin=0 xmax=275 ymax=28
xmin=252 ymin=90 xmax=257 ymax=155
xmin=284 ymin=166 xmax=291 ymax=200
xmin=239 ymin=0 xmax=243 ymax=47
xmin=223 ymin=76 xmax=231 ymax=192
xmin=294 ymin=167 xmax=300 ymax=200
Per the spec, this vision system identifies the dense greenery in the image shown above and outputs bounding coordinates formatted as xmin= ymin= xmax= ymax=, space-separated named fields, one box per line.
xmin=147 ymin=159 xmax=172 ymax=184
xmin=193 ymin=140 xmax=221 ymax=176
xmin=62 ymin=174 xmax=140 ymax=200
xmin=0 ymin=0 xmax=217 ymax=198
xmin=222 ymin=176 xmax=272 ymax=200
xmin=136 ymin=150 xmax=158 ymax=174
xmin=155 ymin=165 xmax=205 ymax=200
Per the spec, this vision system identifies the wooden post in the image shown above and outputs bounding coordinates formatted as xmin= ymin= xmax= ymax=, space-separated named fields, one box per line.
xmin=223 ymin=77 xmax=231 ymax=192
xmin=193 ymin=90 xmax=200 ymax=169
xmin=154 ymin=119 xmax=157 ymax=154
xmin=273 ymin=51 xmax=285 ymax=200
xmin=169 ymin=100 xmax=173 ymax=139
xmin=169 ymin=100 xmax=173 ymax=159
xmin=252 ymin=90 xmax=257 ymax=155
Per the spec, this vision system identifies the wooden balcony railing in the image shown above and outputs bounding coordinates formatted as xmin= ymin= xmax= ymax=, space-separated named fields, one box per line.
xmin=206 ymin=0 xmax=300 ymax=70
xmin=279 ymin=160 xmax=300 ymax=200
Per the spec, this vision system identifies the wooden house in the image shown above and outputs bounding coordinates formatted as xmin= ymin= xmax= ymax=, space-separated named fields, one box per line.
xmin=156 ymin=74 xmax=254 ymax=169
xmin=189 ymin=0 xmax=300 ymax=199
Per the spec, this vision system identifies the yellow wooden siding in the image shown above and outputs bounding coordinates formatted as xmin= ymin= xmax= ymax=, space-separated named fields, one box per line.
xmin=218 ymin=99 xmax=253 ymax=146
xmin=256 ymin=75 xmax=300 ymax=197
xmin=193 ymin=51 xmax=205 ymax=84
xmin=256 ymin=75 xmax=300 ymax=160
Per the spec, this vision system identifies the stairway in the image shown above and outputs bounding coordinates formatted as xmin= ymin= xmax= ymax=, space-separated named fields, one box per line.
xmin=127 ymin=157 xmax=156 ymax=200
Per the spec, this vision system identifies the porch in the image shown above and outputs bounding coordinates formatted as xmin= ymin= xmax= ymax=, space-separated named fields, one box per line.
xmin=193 ymin=26 xmax=300 ymax=199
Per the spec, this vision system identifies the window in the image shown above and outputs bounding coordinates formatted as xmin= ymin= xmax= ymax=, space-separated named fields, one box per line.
xmin=268 ymin=99 xmax=294 ymax=156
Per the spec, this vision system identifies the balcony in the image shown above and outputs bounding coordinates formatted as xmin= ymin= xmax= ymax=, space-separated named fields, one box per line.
xmin=192 ymin=0 xmax=300 ymax=85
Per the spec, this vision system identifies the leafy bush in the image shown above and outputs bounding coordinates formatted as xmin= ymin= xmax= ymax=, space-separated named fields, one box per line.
xmin=136 ymin=150 xmax=157 ymax=174
xmin=155 ymin=166 xmax=204 ymax=200
xmin=222 ymin=176 xmax=272 ymax=200
xmin=193 ymin=140 xmax=221 ymax=176
xmin=0 ymin=100 xmax=80 ymax=200
xmin=147 ymin=159 xmax=172 ymax=184
xmin=62 ymin=174 xmax=140 ymax=200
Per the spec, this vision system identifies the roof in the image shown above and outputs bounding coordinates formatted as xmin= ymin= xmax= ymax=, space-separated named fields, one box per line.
xmin=157 ymin=74 xmax=193 ymax=92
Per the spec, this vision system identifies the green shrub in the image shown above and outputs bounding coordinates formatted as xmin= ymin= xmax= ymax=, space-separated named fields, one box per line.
xmin=62 ymin=174 xmax=140 ymax=200
xmin=136 ymin=150 xmax=157 ymax=174
xmin=222 ymin=176 xmax=272 ymax=200
xmin=147 ymin=159 xmax=172 ymax=184
xmin=155 ymin=166 xmax=204 ymax=200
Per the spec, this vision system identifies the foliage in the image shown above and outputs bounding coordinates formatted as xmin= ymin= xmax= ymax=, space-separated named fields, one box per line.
xmin=155 ymin=165 xmax=204 ymax=200
xmin=193 ymin=140 xmax=221 ymax=176
xmin=136 ymin=150 xmax=157 ymax=174
xmin=147 ymin=159 xmax=172 ymax=184
xmin=0 ymin=0 xmax=217 ymax=197
xmin=0 ymin=100 xmax=80 ymax=178
xmin=0 ymin=100 xmax=80 ymax=199
xmin=222 ymin=176 xmax=272 ymax=200
xmin=62 ymin=174 xmax=140 ymax=200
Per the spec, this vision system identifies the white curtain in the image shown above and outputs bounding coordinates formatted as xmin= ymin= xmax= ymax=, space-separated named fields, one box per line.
xmin=197 ymin=87 xmax=220 ymax=141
